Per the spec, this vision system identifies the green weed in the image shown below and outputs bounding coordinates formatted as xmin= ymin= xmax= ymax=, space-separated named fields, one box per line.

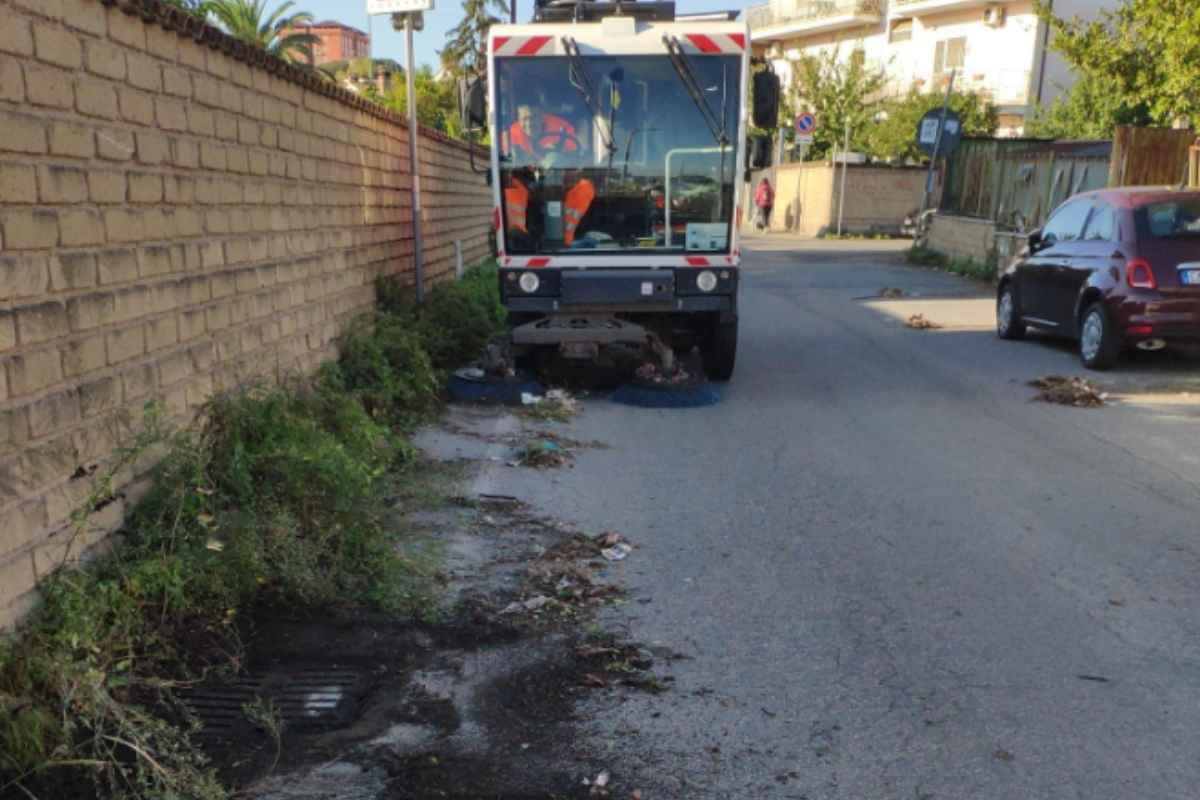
xmin=378 ymin=261 xmax=506 ymax=371
xmin=0 ymin=260 xmax=504 ymax=799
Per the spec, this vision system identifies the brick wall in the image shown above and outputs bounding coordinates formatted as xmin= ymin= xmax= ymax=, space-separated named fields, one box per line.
xmin=0 ymin=0 xmax=492 ymax=628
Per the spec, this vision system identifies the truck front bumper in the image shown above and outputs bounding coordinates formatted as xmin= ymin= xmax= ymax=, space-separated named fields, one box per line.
xmin=500 ymin=267 xmax=738 ymax=314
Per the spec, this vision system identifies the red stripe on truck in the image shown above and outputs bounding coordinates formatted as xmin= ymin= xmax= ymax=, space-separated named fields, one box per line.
xmin=685 ymin=34 xmax=721 ymax=53
xmin=516 ymin=36 xmax=552 ymax=56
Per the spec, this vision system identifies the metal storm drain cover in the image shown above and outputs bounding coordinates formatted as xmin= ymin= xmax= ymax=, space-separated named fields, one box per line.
xmin=181 ymin=667 xmax=367 ymax=737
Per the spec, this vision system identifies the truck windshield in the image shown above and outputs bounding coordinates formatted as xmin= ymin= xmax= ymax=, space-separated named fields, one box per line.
xmin=496 ymin=54 xmax=741 ymax=255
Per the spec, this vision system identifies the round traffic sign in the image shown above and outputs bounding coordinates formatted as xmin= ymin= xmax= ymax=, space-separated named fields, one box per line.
xmin=916 ymin=108 xmax=962 ymax=157
xmin=795 ymin=112 xmax=816 ymax=136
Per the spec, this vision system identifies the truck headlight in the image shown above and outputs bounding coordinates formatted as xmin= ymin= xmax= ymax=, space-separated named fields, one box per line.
xmin=519 ymin=272 xmax=540 ymax=293
xmin=696 ymin=270 xmax=718 ymax=292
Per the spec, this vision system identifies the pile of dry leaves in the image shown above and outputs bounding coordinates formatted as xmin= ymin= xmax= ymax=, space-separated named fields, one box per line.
xmin=503 ymin=532 xmax=634 ymax=617
xmin=1028 ymin=375 xmax=1107 ymax=407
xmin=906 ymin=313 xmax=942 ymax=330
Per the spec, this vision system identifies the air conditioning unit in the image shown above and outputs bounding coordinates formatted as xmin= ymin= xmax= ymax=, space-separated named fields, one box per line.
xmin=983 ymin=6 xmax=1006 ymax=27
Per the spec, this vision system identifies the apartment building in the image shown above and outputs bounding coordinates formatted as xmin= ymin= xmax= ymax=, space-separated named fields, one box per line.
xmin=746 ymin=0 xmax=1116 ymax=136
xmin=290 ymin=20 xmax=371 ymax=66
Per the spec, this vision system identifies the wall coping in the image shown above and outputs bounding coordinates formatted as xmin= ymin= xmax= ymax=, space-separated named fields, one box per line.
xmin=91 ymin=0 xmax=480 ymax=155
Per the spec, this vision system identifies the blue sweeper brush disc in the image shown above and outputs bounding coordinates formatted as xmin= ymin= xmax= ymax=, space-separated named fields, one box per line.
xmin=609 ymin=381 xmax=721 ymax=408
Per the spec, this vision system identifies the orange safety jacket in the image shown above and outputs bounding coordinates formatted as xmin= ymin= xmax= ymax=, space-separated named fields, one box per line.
xmin=505 ymin=176 xmax=530 ymax=234
xmin=503 ymin=176 xmax=596 ymax=245
xmin=508 ymin=113 xmax=578 ymax=157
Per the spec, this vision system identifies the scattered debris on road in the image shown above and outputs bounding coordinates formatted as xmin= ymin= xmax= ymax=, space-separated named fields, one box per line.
xmin=879 ymin=287 xmax=905 ymax=298
xmin=516 ymin=438 xmax=573 ymax=468
xmin=522 ymin=388 xmax=581 ymax=422
xmin=634 ymin=361 xmax=694 ymax=386
xmin=1077 ymin=674 xmax=1111 ymax=683
xmin=1028 ymin=375 xmax=1107 ymax=407
xmin=993 ymin=748 xmax=1015 ymax=762
xmin=602 ymin=542 xmax=633 ymax=561
xmin=501 ymin=594 xmax=555 ymax=615
xmin=906 ymin=313 xmax=943 ymax=330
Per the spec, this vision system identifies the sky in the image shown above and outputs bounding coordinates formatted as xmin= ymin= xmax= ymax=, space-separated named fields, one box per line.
xmin=297 ymin=0 xmax=751 ymax=71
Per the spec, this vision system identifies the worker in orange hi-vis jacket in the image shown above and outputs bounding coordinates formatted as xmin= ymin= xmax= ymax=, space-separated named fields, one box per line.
xmin=502 ymin=103 xmax=596 ymax=248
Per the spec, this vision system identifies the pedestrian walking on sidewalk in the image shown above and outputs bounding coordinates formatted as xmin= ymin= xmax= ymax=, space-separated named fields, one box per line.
xmin=755 ymin=177 xmax=774 ymax=232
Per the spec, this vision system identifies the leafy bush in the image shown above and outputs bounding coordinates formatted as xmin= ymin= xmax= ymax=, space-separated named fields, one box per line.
xmin=331 ymin=315 xmax=440 ymax=427
xmin=378 ymin=261 xmax=506 ymax=371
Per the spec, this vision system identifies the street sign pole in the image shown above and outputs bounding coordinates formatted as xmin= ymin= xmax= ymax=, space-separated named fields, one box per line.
xmin=918 ymin=69 xmax=956 ymax=221
xmin=372 ymin=0 xmax=433 ymax=303
xmin=837 ymin=115 xmax=850 ymax=236
xmin=404 ymin=15 xmax=424 ymax=303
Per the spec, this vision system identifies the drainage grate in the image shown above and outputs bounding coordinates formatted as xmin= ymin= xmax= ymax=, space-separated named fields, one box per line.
xmin=181 ymin=668 xmax=367 ymax=737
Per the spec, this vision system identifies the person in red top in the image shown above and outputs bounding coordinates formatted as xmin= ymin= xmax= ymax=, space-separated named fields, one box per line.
xmin=502 ymin=102 xmax=595 ymax=247
xmin=754 ymin=177 xmax=774 ymax=232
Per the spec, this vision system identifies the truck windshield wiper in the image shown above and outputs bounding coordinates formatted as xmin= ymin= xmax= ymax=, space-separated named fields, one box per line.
xmin=663 ymin=35 xmax=729 ymax=147
xmin=561 ymin=37 xmax=614 ymax=152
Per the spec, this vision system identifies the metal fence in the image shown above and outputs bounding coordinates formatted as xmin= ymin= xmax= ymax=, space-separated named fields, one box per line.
xmin=940 ymin=138 xmax=1112 ymax=232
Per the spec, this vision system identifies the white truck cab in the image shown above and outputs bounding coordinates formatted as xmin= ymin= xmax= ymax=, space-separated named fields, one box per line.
xmin=462 ymin=0 xmax=779 ymax=380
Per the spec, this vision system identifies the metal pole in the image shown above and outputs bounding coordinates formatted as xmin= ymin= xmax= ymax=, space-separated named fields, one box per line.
xmin=918 ymin=69 xmax=956 ymax=220
xmin=837 ymin=115 xmax=850 ymax=236
xmin=405 ymin=16 xmax=424 ymax=304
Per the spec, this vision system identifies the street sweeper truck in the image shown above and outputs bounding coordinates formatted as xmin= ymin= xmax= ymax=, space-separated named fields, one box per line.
xmin=460 ymin=0 xmax=779 ymax=381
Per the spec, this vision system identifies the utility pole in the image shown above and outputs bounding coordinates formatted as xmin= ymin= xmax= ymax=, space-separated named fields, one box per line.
xmin=918 ymin=69 xmax=956 ymax=222
xmin=836 ymin=115 xmax=850 ymax=236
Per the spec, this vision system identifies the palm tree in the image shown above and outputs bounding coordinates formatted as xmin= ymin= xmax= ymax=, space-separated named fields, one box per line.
xmin=201 ymin=0 xmax=319 ymax=63
xmin=442 ymin=0 xmax=511 ymax=79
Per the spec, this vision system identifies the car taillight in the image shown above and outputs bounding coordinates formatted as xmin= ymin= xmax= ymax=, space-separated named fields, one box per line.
xmin=1126 ymin=258 xmax=1157 ymax=290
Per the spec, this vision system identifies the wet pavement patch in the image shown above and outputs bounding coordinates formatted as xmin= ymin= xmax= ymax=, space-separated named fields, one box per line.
xmin=194 ymin=450 xmax=667 ymax=800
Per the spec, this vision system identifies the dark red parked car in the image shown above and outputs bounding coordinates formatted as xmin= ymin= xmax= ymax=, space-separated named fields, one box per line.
xmin=997 ymin=188 xmax=1200 ymax=369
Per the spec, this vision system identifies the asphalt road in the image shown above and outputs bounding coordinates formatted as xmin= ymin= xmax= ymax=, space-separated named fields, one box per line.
xmin=476 ymin=238 xmax=1200 ymax=799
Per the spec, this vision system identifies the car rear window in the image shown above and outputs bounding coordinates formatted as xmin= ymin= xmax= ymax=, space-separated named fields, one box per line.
xmin=1136 ymin=198 xmax=1200 ymax=238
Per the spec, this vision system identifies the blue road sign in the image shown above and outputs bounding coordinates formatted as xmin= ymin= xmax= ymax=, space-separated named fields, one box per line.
xmin=795 ymin=112 xmax=817 ymax=137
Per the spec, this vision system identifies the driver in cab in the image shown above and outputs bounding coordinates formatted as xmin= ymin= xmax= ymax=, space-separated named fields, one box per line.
xmin=503 ymin=101 xmax=595 ymax=249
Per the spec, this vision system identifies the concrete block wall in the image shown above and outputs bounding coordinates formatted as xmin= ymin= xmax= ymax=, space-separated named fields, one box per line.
xmin=745 ymin=163 xmax=925 ymax=237
xmin=0 ymin=0 xmax=491 ymax=627
xmin=926 ymin=213 xmax=996 ymax=264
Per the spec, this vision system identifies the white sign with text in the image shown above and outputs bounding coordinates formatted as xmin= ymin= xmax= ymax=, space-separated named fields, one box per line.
xmin=367 ymin=0 xmax=433 ymax=14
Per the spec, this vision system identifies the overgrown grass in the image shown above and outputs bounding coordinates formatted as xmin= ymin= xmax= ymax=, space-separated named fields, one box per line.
xmin=0 ymin=261 xmax=504 ymax=800
xmin=906 ymin=245 xmax=997 ymax=282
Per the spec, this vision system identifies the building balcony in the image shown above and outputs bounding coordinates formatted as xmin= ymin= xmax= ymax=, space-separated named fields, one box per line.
xmin=891 ymin=0 xmax=996 ymax=18
xmin=746 ymin=0 xmax=885 ymax=43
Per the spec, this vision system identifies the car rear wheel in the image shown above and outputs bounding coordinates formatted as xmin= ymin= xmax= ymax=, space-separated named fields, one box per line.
xmin=996 ymin=283 xmax=1026 ymax=340
xmin=1080 ymin=302 xmax=1120 ymax=370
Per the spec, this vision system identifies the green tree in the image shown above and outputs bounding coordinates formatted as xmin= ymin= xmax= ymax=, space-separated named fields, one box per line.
xmin=376 ymin=66 xmax=464 ymax=139
xmin=1034 ymin=0 xmax=1200 ymax=130
xmin=790 ymin=49 xmax=886 ymax=159
xmin=862 ymin=88 xmax=997 ymax=162
xmin=1026 ymin=73 xmax=1152 ymax=139
xmin=442 ymin=0 xmax=510 ymax=79
xmin=200 ymin=0 xmax=318 ymax=63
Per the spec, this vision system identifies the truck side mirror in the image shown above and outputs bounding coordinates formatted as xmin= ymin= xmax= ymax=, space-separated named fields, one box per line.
xmin=1027 ymin=229 xmax=1043 ymax=252
xmin=753 ymin=70 xmax=780 ymax=129
xmin=460 ymin=78 xmax=487 ymax=130
xmin=748 ymin=135 xmax=771 ymax=169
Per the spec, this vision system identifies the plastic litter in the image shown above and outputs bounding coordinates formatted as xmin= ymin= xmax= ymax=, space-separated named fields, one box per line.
xmin=602 ymin=543 xmax=633 ymax=562
xmin=454 ymin=366 xmax=487 ymax=381
xmin=501 ymin=595 xmax=553 ymax=614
